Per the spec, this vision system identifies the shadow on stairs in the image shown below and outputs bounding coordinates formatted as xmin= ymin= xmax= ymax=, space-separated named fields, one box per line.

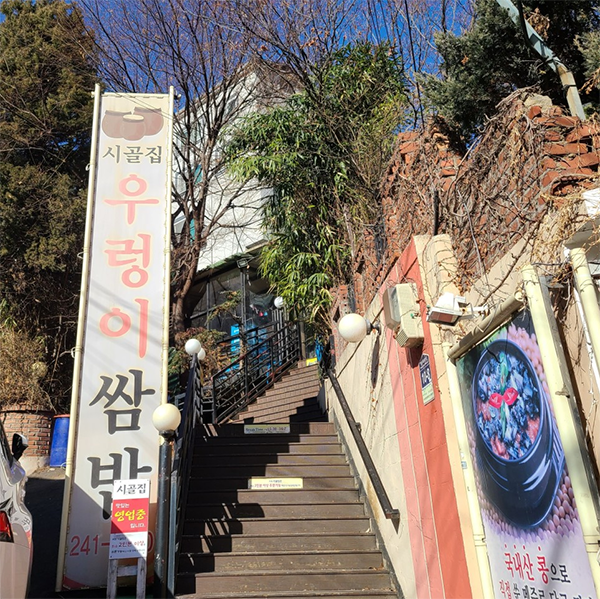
xmin=176 ymin=363 xmax=399 ymax=598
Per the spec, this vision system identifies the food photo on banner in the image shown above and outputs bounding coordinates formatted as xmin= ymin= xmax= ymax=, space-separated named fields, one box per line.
xmin=456 ymin=309 xmax=598 ymax=599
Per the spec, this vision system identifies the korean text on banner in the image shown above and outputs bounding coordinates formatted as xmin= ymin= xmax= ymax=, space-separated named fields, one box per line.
xmin=60 ymin=92 xmax=172 ymax=591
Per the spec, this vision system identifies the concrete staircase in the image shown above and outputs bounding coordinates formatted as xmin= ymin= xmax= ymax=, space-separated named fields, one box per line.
xmin=176 ymin=363 xmax=398 ymax=598
xmin=229 ymin=364 xmax=326 ymax=424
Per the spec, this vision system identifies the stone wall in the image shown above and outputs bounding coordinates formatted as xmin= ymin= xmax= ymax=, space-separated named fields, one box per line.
xmin=1 ymin=407 xmax=55 ymax=473
xmin=349 ymin=91 xmax=600 ymax=314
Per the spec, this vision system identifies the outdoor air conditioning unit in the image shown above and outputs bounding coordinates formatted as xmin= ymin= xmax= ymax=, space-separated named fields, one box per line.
xmin=382 ymin=283 xmax=424 ymax=347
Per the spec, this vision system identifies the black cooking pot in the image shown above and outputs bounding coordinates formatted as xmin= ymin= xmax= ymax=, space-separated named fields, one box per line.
xmin=472 ymin=339 xmax=557 ymax=527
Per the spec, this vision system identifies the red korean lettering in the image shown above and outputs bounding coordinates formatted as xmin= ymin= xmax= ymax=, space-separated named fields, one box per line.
xmin=537 ymin=554 xmax=549 ymax=585
xmin=104 ymin=174 xmax=159 ymax=224
xmin=100 ymin=308 xmax=131 ymax=338
xmin=99 ymin=299 xmax=149 ymax=358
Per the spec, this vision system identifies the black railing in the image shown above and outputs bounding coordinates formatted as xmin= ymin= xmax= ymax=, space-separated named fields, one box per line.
xmin=167 ymin=354 xmax=202 ymax=596
xmin=321 ymin=341 xmax=399 ymax=520
xmin=164 ymin=322 xmax=302 ymax=593
xmin=206 ymin=321 xmax=301 ymax=424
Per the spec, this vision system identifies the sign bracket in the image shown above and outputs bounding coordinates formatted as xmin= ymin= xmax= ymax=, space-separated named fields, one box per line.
xmin=107 ymin=557 xmax=146 ymax=599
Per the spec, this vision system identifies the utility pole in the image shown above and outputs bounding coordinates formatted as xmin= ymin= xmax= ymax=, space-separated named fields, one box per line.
xmin=495 ymin=0 xmax=586 ymax=121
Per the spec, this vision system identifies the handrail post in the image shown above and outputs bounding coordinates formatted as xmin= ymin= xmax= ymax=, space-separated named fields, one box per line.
xmin=298 ymin=321 xmax=306 ymax=360
xmin=269 ymin=336 xmax=274 ymax=383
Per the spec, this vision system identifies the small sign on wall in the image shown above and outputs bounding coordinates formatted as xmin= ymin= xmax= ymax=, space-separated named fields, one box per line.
xmin=109 ymin=479 xmax=150 ymax=559
xmin=419 ymin=354 xmax=435 ymax=405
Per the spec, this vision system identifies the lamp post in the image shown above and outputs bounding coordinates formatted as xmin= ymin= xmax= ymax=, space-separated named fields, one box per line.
xmin=152 ymin=401 xmax=181 ymax=599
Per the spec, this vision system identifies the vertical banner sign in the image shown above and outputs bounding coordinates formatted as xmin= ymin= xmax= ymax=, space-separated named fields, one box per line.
xmin=456 ymin=310 xmax=598 ymax=599
xmin=60 ymin=92 xmax=172 ymax=590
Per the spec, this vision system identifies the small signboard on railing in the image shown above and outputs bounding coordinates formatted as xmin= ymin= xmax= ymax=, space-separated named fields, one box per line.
xmin=244 ymin=424 xmax=291 ymax=434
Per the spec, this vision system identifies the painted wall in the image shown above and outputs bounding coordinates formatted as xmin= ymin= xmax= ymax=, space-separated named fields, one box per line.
xmin=329 ymin=237 xmax=474 ymax=599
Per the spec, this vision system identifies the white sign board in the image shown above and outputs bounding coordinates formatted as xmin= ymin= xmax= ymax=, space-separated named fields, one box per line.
xmin=59 ymin=91 xmax=173 ymax=590
xmin=248 ymin=478 xmax=304 ymax=490
xmin=244 ymin=424 xmax=291 ymax=434
xmin=109 ymin=479 xmax=150 ymax=559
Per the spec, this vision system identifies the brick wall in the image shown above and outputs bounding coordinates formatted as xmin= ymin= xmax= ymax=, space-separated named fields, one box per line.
xmin=346 ymin=91 xmax=600 ymax=314
xmin=1 ymin=408 xmax=54 ymax=457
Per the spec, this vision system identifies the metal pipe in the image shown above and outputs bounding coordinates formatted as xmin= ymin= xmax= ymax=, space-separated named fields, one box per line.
xmin=570 ymin=247 xmax=600 ymax=380
xmin=327 ymin=370 xmax=399 ymax=519
xmin=154 ymin=433 xmax=174 ymax=599
xmin=496 ymin=0 xmax=585 ymax=120
xmin=161 ymin=87 xmax=175 ymax=406
xmin=522 ymin=265 xmax=600 ymax=587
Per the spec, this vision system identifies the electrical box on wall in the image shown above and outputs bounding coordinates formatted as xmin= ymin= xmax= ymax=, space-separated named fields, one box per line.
xmin=382 ymin=283 xmax=424 ymax=347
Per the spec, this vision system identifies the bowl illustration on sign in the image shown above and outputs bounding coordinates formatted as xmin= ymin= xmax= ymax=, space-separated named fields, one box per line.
xmin=472 ymin=339 xmax=559 ymax=527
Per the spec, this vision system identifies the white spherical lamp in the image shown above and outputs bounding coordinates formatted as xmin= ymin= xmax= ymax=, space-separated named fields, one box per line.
xmin=274 ymin=296 xmax=285 ymax=309
xmin=338 ymin=313 xmax=369 ymax=343
xmin=197 ymin=346 xmax=207 ymax=362
xmin=185 ymin=338 xmax=202 ymax=356
xmin=152 ymin=403 xmax=182 ymax=434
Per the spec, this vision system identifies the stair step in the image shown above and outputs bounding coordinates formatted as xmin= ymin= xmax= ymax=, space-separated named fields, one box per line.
xmin=237 ymin=410 xmax=327 ymax=424
xmin=179 ymin=550 xmax=384 ymax=573
xmin=184 ymin=517 xmax=371 ymax=536
xmin=234 ymin=397 xmax=319 ymax=417
xmin=177 ymin=568 xmax=393 ymax=595
xmin=196 ymin=443 xmax=342 ymax=456
xmin=265 ymin=377 xmax=320 ymax=392
xmin=186 ymin=502 xmax=366 ymax=519
xmin=196 ymin=436 xmax=340 ymax=451
xmin=180 ymin=533 xmax=379 ymax=553
xmin=194 ymin=464 xmax=351 ymax=478
xmin=191 ymin=477 xmax=354 ymax=491
xmin=188 ymin=489 xmax=359 ymax=505
xmin=232 ymin=403 xmax=323 ymax=422
xmin=198 ymin=423 xmax=335 ymax=437
xmin=270 ymin=366 xmax=319 ymax=381
xmin=194 ymin=453 xmax=347 ymax=466
xmin=257 ymin=390 xmax=321 ymax=403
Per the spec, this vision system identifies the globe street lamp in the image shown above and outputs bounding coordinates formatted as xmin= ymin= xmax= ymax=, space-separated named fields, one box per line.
xmin=152 ymin=402 xmax=181 ymax=599
xmin=338 ymin=313 xmax=380 ymax=343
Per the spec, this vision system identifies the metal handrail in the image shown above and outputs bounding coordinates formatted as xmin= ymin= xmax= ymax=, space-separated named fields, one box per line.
xmin=207 ymin=321 xmax=301 ymax=424
xmin=327 ymin=368 xmax=399 ymax=520
xmin=167 ymin=354 xmax=201 ymax=596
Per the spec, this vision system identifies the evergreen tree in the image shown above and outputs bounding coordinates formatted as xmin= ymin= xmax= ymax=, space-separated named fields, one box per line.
xmin=0 ymin=0 xmax=97 ymax=409
xmin=424 ymin=0 xmax=600 ymax=138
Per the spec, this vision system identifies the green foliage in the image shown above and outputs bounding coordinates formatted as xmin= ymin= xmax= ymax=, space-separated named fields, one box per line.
xmin=168 ymin=328 xmax=228 ymax=394
xmin=576 ymin=30 xmax=600 ymax=98
xmin=207 ymin=291 xmax=242 ymax=326
xmin=0 ymin=303 xmax=50 ymax=409
xmin=0 ymin=0 xmax=97 ymax=410
xmin=226 ymin=42 xmax=406 ymax=331
xmin=424 ymin=0 xmax=600 ymax=138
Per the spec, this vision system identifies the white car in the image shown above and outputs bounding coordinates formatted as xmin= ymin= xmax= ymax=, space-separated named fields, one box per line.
xmin=0 ymin=422 xmax=32 ymax=599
